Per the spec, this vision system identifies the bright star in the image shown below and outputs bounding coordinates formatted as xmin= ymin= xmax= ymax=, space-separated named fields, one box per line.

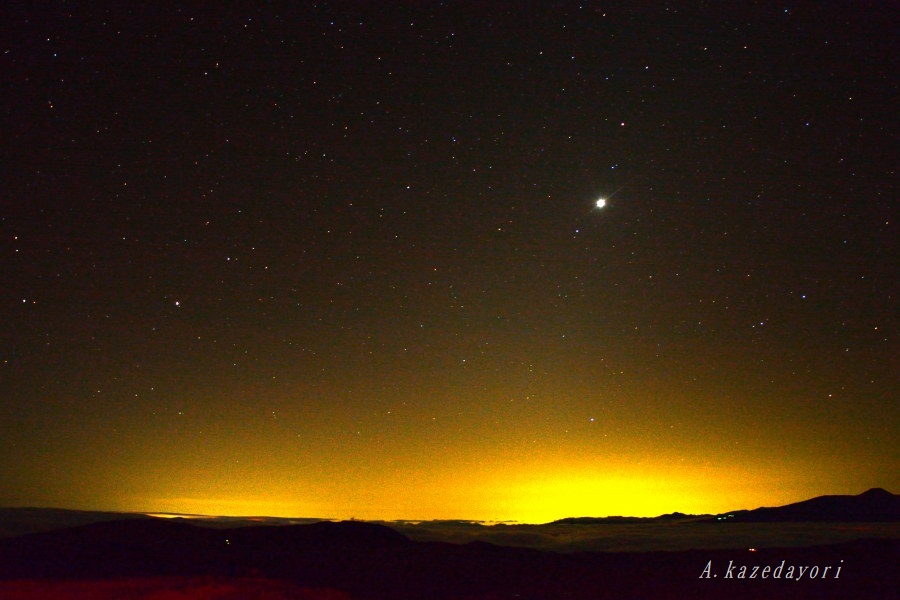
xmin=595 ymin=185 xmax=625 ymax=209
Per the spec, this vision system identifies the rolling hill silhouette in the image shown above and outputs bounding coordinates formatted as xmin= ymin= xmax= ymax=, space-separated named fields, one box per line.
xmin=0 ymin=490 xmax=897 ymax=598
xmin=0 ymin=514 xmax=896 ymax=598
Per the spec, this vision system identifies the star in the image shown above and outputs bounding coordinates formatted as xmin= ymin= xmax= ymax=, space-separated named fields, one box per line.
xmin=595 ymin=198 xmax=607 ymax=209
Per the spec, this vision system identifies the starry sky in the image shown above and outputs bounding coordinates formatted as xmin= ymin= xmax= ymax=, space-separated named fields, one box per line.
xmin=2 ymin=2 xmax=897 ymax=523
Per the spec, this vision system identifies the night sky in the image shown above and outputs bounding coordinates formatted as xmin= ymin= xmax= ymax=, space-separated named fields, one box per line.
xmin=2 ymin=2 xmax=897 ymax=523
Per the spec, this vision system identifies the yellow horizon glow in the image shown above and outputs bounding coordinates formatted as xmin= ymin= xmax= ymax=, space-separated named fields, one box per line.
xmin=98 ymin=454 xmax=837 ymax=524
xmin=23 ymin=377 xmax=890 ymax=524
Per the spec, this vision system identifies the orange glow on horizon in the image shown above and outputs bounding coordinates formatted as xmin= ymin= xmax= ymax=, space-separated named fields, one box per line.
xmin=99 ymin=451 xmax=847 ymax=524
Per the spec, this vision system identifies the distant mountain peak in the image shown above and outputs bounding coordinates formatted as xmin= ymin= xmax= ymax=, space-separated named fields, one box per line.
xmin=711 ymin=488 xmax=899 ymax=523
xmin=860 ymin=487 xmax=893 ymax=497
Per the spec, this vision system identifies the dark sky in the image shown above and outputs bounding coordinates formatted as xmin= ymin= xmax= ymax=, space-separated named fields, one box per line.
xmin=2 ymin=2 xmax=896 ymax=521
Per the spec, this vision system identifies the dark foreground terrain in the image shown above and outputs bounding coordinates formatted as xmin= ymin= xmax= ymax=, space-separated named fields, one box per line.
xmin=0 ymin=518 xmax=895 ymax=599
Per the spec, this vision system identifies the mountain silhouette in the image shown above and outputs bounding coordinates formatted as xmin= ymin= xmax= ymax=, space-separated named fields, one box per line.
xmin=0 ymin=511 xmax=897 ymax=598
xmin=0 ymin=491 xmax=897 ymax=598
xmin=0 ymin=507 xmax=152 ymax=538
xmin=711 ymin=488 xmax=899 ymax=523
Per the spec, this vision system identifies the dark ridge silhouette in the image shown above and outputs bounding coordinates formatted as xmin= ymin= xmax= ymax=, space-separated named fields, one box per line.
xmin=0 ymin=507 xmax=329 ymax=538
xmin=710 ymin=488 xmax=900 ymax=523
xmin=0 ymin=519 xmax=409 ymax=579
xmin=551 ymin=512 xmax=703 ymax=525
xmin=0 ymin=517 xmax=896 ymax=599
xmin=0 ymin=507 xmax=152 ymax=538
